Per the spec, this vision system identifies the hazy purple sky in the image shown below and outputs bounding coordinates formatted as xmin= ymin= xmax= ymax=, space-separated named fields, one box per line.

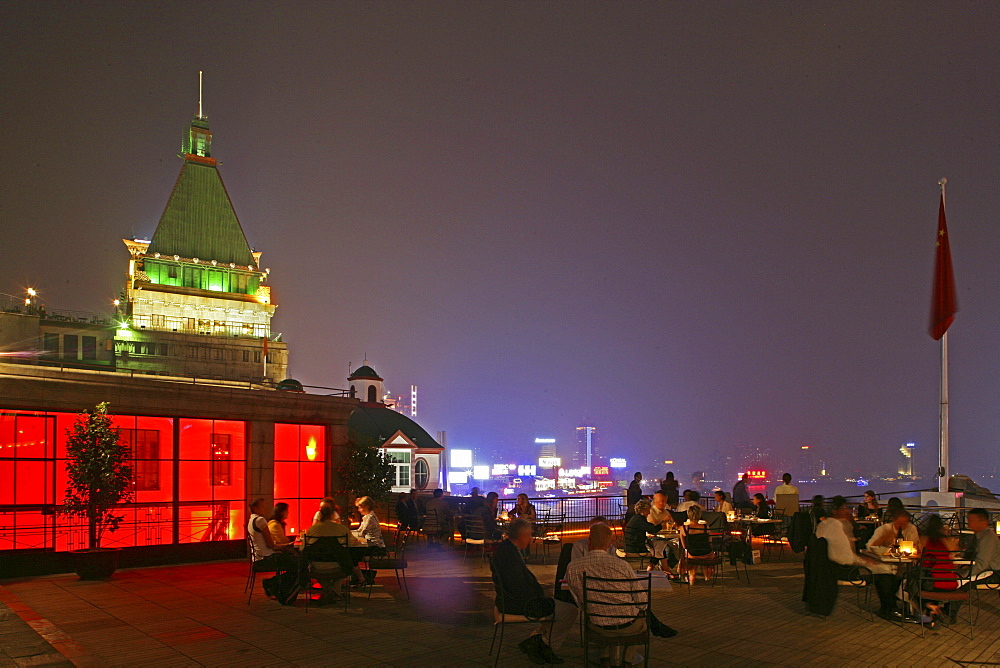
xmin=3 ymin=2 xmax=998 ymax=479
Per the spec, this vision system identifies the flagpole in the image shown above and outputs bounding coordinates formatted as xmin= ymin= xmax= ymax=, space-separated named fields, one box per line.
xmin=938 ymin=178 xmax=949 ymax=493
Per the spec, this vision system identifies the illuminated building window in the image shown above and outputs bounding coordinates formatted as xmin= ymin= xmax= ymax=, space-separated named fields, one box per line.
xmin=274 ymin=424 xmax=326 ymax=536
xmin=386 ymin=450 xmax=411 ymax=488
xmin=413 ymin=458 xmax=429 ymax=490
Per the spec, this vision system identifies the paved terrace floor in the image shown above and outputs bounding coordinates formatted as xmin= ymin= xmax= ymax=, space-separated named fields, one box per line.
xmin=2 ymin=538 xmax=1000 ymax=668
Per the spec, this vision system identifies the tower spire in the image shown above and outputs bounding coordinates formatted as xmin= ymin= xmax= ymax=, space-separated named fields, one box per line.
xmin=198 ymin=70 xmax=203 ymax=119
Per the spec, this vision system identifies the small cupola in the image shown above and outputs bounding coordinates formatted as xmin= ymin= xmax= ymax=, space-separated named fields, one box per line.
xmin=348 ymin=360 xmax=385 ymax=405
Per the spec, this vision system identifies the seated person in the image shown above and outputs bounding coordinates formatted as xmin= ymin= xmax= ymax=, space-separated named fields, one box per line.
xmin=714 ymin=490 xmax=734 ymax=515
xmin=405 ymin=489 xmax=422 ymax=529
xmin=566 ymin=523 xmax=677 ymax=666
xmin=512 ymin=493 xmax=537 ymax=521
xmin=816 ymin=512 xmax=901 ymax=619
xmin=492 ymin=519 xmax=577 ymax=664
xmin=423 ymin=488 xmax=453 ymax=546
xmin=829 ymin=496 xmax=859 ymax=551
xmin=395 ymin=492 xmax=416 ymax=531
xmin=648 ymin=492 xmax=674 ymax=527
xmin=914 ymin=514 xmax=960 ymax=622
xmin=267 ymin=502 xmax=295 ymax=548
xmin=965 ymin=508 xmax=1000 ymax=583
xmin=571 ymin=517 xmax=618 ymax=561
xmin=676 ymin=490 xmax=702 ymax=513
xmin=750 ymin=493 xmax=774 ymax=536
xmin=247 ymin=498 xmax=297 ymax=592
xmin=626 ymin=499 xmax=670 ymax=572
xmin=884 ymin=497 xmax=911 ymax=523
xmin=351 ymin=496 xmax=387 ymax=562
xmin=313 ymin=497 xmax=341 ymax=525
xmin=477 ymin=491 xmax=503 ymax=541
xmin=866 ymin=511 xmax=918 ymax=550
xmin=856 ymin=490 xmax=882 ymax=521
xmin=303 ymin=504 xmax=362 ymax=602
xmin=680 ymin=505 xmax=716 ymax=585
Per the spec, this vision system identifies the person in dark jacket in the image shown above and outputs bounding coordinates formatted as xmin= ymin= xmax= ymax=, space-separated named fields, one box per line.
xmin=625 ymin=472 xmax=643 ymax=523
xmin=395 ymin=493 xmax=414 ymax=531
xmin=732 ymin=473 xmax=752 ymax=509
xmin=492 ymin=519 xmax=577 ymax=664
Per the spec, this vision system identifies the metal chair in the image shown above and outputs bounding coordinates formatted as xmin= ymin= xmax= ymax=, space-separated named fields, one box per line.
xmin=489 ymin=561 xmax=554 ymax=668
xmin=534 ymin=513 xmax=565 ymax=565
xmin=301 ymin=533 xmax=352 ymax=611
xmin=581 ymin=572 xmax=652 ymax=668
xmin=245 ymin=534 xmax=281 ymax=604
xmin=464 ymin=515 xmax=499 ymax=564
xmin=836 ymin=564 xmax=873 ymax=620
xmin=915 ymin=549 xmax=977 ymax=638
xmin=365 ymin=530 xmax=410 ymax=599
xmin=618 ymin=524 xmax=651 ymax=570
xmin=680 ymin=527 xmax=724 ymax=591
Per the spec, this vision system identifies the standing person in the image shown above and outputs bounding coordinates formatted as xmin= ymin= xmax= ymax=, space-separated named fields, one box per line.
xmin=732 ymin=473 xmax=752 ymax=510
xmin=492 ymin=519 xmax=577 ymax=664
xmin=625 ymin=472 xmax=643 ymax=522
xmin=405 ymin=489 xmax=421 ymax=529
xmin=566 ymin=523 xmax=677 ymax=667
xmin=660 ymin=471 xmax=680 ymax=508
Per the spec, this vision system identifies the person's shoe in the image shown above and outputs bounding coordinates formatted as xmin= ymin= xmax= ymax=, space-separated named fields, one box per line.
xmin=517 ymin=635 xmax=546 ymax=665
xmin=535 ymin=639 xmax=564 ymax=664
xmin=878 ymin=609 xmax=904 ymax=621
xmin=652 ymin=623 xmax=678 ymax=638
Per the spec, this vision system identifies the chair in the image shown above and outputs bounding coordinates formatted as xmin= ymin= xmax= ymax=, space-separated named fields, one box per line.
xmin=421 ymin=508 xmax=444 ymax=547
xmin=301 ymin=533 xmax=352 ymax=611
xmin=761 ymin=514 xmax=787 ymax=562
xmin=245 ymin=534 xmax=281 ymax=604
xmin=722 ymin=530 xmax=752 ymax=584
xmin=464 ymin=516 xmax=499 ymax=564
xmin=702 ymin=511 xmax=727 ymax=531
xmin=581 ymin=572 xmax=652 ymax=668
xmin=914 ymin=548 xmax=976 ymax=638
xmin=619 ymin=524 xmax=651 ymax=570
xmin=836 ymin=564 xmax=873 ymax=621
xmin=774 ymin=493 xmax=799 ymax=521
xmin=366 ymin=530 xmax=410 ymax=599
xmin=680 ymin=527 xmax=723 ymax=591
xmin=534 ymin=513 xmax=565 ymax=565
xmin=488 ymin=561 xmax=554 ymax=668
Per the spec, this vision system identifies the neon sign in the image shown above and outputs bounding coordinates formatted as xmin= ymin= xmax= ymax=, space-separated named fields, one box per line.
xmin=592 ymin=466 xmax=610 ymax=475
xmin=609 ymin=458 xmax=627 ymax=468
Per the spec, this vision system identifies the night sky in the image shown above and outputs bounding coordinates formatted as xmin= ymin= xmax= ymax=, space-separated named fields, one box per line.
xmin=3 ymin=3 xmax=998 ymax=479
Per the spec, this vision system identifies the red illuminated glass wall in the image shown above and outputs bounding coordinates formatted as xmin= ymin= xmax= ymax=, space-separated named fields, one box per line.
xmin=273 ymin=423 xmax=327 ymax=536
xmin=1 ymin=409 xmax=247 ymax=552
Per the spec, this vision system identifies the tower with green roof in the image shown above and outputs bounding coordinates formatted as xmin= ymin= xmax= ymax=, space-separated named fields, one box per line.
xmin=117 ymin=105 xmax=287 ymax=383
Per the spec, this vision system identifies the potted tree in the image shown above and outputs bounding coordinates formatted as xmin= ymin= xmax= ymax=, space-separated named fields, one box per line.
xmin=333 ymin=438 xmax=394 ymax=512
xmin=61 ymin=402 xmax=134 ymax=579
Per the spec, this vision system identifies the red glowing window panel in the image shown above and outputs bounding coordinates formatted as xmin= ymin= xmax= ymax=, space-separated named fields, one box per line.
xmin=274 ymin=461 xmax=299 ymax=499
xmin=273 ymin=423 xmax=326 ymax=537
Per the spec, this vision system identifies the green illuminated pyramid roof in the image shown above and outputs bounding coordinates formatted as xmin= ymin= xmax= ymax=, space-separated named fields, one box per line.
xmin=147 ymin=118 xmax=255 ymax=266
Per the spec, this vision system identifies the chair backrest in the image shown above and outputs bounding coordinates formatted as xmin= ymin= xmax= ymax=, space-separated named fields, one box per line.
xmin=670 ymin=511 xmax=688 ymax=526
xmin=702 ymin=511 xmax=726 ymax=530
xmin=302 ymin=534 xmax=350 ymax=564
xmin=246 ymin=533 xmax=256 ymax=560
xmin=916 ymin=547 xmax=969 ymax=593
xmin=774 ymin=493 xmax=799 ymax=518
xmin=423 ymin=508 xmax=440 ymax=532
xmin=466 ymin=515 xmax=487 ymax=540
xmin=553 ymin=543 xmax=575 ymax=602
xmin=582 ymin=572 xmax=651 ymax=629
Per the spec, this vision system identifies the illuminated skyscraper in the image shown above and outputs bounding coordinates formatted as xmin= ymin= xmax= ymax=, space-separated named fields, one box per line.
xmin=574 ymin=424 xmax=597 ymax=469
xmin=898 ymin=442 xmax=916 ymax=476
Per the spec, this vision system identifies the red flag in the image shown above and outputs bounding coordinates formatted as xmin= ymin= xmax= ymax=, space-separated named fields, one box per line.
xmin=262 ymin=336 xmax=269 ymax=357
xmin=929 ymin=194 xmax=958 ymax=340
